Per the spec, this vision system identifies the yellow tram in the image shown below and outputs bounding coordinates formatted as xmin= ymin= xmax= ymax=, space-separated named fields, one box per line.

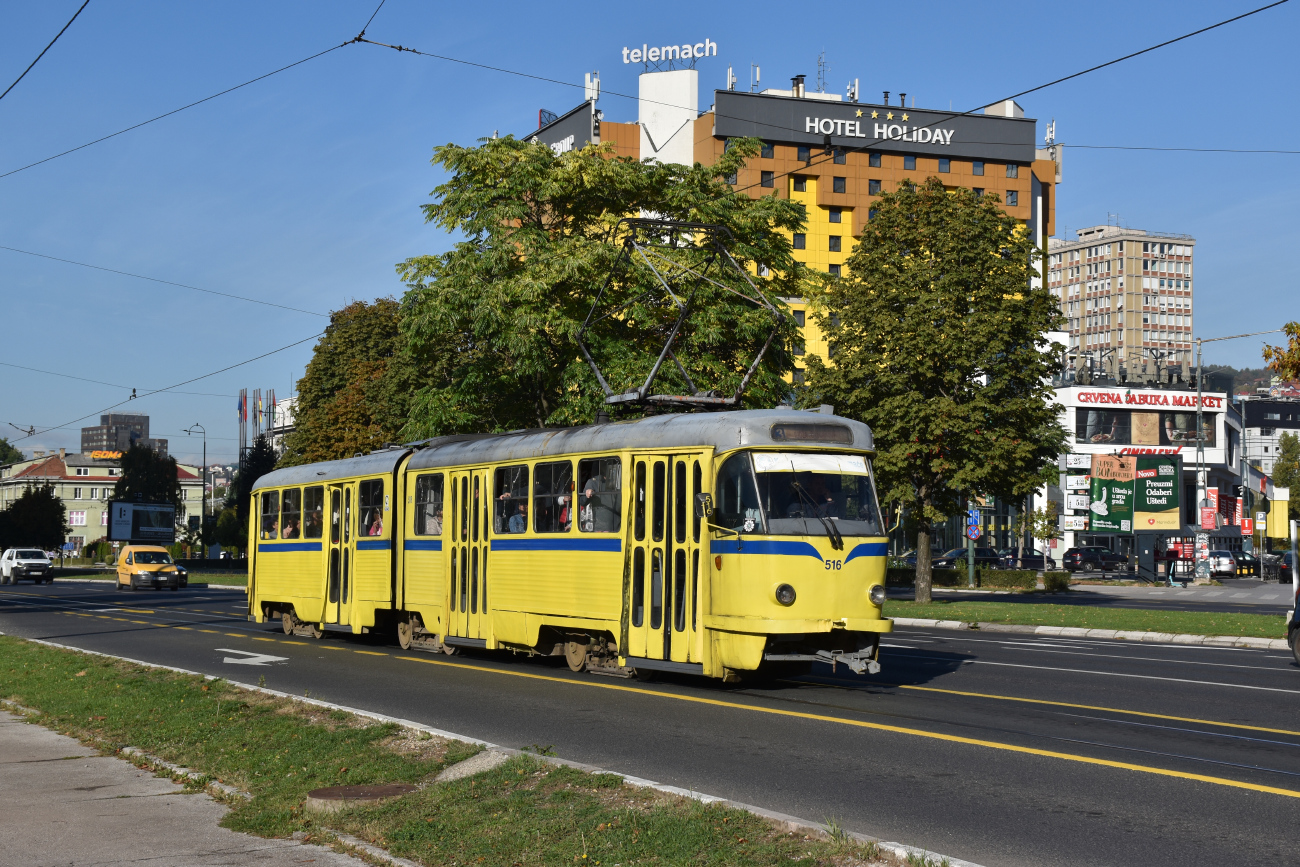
xmin=247 ymin=409 xmax=892 ymax=680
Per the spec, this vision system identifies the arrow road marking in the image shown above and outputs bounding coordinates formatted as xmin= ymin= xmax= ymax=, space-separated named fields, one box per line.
xmin=216 ymin=647 xmax=288 ymax=666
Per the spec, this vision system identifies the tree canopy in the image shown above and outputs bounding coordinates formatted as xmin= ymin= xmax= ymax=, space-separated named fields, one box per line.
xmin=0 ymin=483 xmax=67 ymax=550
xmin=220 ymin=434 xmax=279 ymax=550
xmin=0 ymin=437 xmax=23 ymax=466
xmin=1272 ymin=431 xmax=1300 ymax=524
xmin=279 ymin=299 xmax=413 ymax=466
xmin=395 ymin=136 xmax=806 ymax=437
xmin=113 ymin=445 xmax=182 ymax=510
xmin=804 ymin=178 xmax=1065 ymax=602
xmin=1262 ymin=322 xmax=1300 ymax=381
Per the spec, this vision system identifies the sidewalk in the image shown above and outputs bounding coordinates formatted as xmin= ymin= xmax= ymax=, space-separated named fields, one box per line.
xmin=0 ymin=710 xmax=361 ymax=867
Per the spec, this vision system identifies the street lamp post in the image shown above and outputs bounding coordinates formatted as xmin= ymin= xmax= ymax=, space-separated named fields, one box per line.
xmin=185 ymin=424 xmax=206 ymax=560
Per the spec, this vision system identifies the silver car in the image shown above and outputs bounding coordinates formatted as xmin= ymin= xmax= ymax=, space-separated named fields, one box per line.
xmin=1207 ymin=550 xmax=1237 ymax=578
xmin=0 ymin=548 xmax=53 ymax=584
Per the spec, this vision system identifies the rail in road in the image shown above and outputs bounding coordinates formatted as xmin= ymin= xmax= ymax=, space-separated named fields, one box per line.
xmin=1 ymin=583 xmax=1297 ymax=867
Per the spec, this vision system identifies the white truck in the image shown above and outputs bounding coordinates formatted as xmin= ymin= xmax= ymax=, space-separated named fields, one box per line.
xmin=0 ymin=548 xmax=53 ymax=584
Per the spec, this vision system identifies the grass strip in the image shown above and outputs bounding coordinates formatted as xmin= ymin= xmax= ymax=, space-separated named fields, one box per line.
xmin=49 ymin=568 xmax=248 ymax=587
xmin=0 ymin=636 xmax=893 ymax=866
xmin=885 ymin=600 xmax=1285 ymax=639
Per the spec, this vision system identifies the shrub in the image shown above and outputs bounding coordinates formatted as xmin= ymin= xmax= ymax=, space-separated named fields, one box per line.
xmin=886 ymin=567 xmax=969 ymax=587
xmin=978 ymin=569 xmax=1037 ymax=590
xmin=1042 ymin=571 xmax=1070 ymax=593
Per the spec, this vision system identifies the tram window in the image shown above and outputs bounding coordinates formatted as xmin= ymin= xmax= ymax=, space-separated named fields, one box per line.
xmin=494 ymin=466 xmax=529 ymax=534
xmin=634 ymin=462 xmax=646 ymax=541
xmin=330 ymin=489 xmax=341 ymax=544
xmin=692 ymin=461 xmax=702 ymax=543
xmin=578 ymin=457 xmax=622 ymax=533
xmin=304 ymin=486 xmax=324 ymax=538
xmin=650 ymin=549 xmax=664 ymax=629
xmin=533 ymin=461 xmax=574 ymax=533
xmin=651 ymin=462 xmax=666 ymax=542
xmin=328 ymin=549 xmax=340 ymax=603
xmin=673 ymin=549 xmax=687 ymax=632
xmin=470 ymin=548 xmax=479 ymax=613
xmin=714 ymin=453 xmax=764 ymax=533
xmin=473 ymin=476 xmax=482 ymax=540
xmin=449 ymin=546 xmax=458 ymax=610
xmin=691 ymin=550 xmax=699 ymax=630
xmin=482 ymin=548 xmax=488 ymax=610
xmin=359 ymin=479 xmax=384 ymax=536
xmin=342 ymin=549 xmax=350 ymax=602
xmin=343 ymin=489 xmax=351 ymax=543
xmin=459 ymin=477 xmax=468 ymax=542
xmin=260 ymin=491 xmax=279 ymax=540
xmin=632 ymin=548 xmax=645 ymax=627
xmin=460 ymin=548 xmax=468 ymax=610
xmin=674 ymin=461 xmax=687 ymax=544
xmin=280 ymin=489 xmax=302 ymax=539
xmin=414 ymin=474 xmax=444 ymax=535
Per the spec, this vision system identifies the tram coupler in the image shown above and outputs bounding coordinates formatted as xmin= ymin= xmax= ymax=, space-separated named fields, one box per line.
xmin=763 ymin=646 xmax=881 ymax=675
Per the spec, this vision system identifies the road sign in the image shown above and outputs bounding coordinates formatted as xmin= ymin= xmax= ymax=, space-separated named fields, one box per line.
xmin=966 ymin=525 xmax=981 ymax=540
xmin=1241 ymin=518 xmax=1254 ymax=535
xmin=1256 ymin=511 xmax=1267 ymax=522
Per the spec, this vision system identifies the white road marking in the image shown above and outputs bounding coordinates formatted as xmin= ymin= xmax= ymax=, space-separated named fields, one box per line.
xmin=1204 ymin=591 xmax=1224 ymax=597
xmin=216 ymin=648 xmax=288 ymax=666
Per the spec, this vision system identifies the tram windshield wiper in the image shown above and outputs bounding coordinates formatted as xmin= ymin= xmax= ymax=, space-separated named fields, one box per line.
xmin=791 ymin=481 xmax=843 ymax=550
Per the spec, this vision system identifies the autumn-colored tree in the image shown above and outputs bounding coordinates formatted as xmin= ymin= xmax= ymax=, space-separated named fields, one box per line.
xmin=1262 ymin=322 xmax=1300 ymax=381
xmin=805 ymin=178 xmax=1066 ymax=603
xmin=279 ymin=299 xmax=416 ymax=466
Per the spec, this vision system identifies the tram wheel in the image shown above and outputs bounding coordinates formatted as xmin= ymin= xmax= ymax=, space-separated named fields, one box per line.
xmin=632 ymin=668 xmax=658 ymax=682
xmin=308 ymin=622 xmax=324 ymax=640
xmin=282 ymin=610 xmax=294 ymax=635
xmin=397 ymin=619 xmax=413 ymax=650
xmin=441 ymin=639 xmax=459 ymax=656
xmin=564 ymin=640 xmax=588 ymax=673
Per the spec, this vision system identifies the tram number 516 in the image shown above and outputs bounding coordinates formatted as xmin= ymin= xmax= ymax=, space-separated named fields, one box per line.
xmin=824 ymin=559 xmax=843 ymax=571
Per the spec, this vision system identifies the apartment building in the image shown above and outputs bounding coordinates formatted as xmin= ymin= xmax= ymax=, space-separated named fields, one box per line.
xmin=1046 ymin=225 xmax=1195 ymax=376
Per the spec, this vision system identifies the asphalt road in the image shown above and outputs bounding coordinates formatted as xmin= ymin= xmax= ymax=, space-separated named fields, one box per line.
xmin=2 ymin=581 xmax=1299 ymax=867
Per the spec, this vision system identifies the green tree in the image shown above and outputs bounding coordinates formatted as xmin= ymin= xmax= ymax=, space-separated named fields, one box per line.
xmin=113 ymin=445 xmax=182 ymax=510
xmin=396 ymin=136 xmax=805 ymax=436
xmin=223 ymin=434 xmax=278 ymax=544
xmin=0 ymin=437 xmax=23 ymax=466
xmin=279 ymin=299 xmax=416 ymax=466
xmin=214 ymin=508 xmax=245 ymax=554
xmin=1032 ymin=501 xmax=1061 ymax=554
xmin=1272 ymin=431 xmax=1300 ymax=524
xmin=804 ymin=178 xmax=1066 ymax=602
xmin=0 ymin=484 xmax=68 ymax=550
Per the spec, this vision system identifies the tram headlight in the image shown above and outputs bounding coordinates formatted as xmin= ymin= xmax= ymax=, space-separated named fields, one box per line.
xmin=774 ymin=583 xmax=796 ymax=606
xmin=869 ymin=584 xmax=886 ymax=606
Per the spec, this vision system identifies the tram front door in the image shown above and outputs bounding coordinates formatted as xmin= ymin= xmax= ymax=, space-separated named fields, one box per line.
xmin=324 ymin=483 xmax=354 ymax=627
xmin=446 ymin=468 xmax=490 ymax=642
xmin=625 ymin=453 xmax=706 ymax=664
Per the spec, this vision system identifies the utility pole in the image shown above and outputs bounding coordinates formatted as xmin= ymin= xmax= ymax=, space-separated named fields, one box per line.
xmin=185 ymin=424 xmax=206 ymax=560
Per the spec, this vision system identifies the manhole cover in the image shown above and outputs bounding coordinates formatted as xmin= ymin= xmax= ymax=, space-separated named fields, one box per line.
xmin=305 ymin=783 xmax=417 ymax=813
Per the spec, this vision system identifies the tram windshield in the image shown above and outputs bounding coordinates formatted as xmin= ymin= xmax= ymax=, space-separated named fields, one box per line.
xmin=714 ymin=451 xmax=883 ymax=538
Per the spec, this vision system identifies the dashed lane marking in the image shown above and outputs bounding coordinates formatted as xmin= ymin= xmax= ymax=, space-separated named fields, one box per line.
xmin=354 ymin=650 xmax=387 ymax=657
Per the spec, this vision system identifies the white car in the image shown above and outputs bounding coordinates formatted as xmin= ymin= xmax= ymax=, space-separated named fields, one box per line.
xmin=1 ymin=548 xmax=54 ymax=584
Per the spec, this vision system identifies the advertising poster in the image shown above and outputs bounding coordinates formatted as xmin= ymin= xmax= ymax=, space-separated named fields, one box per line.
xmin=1088 ymin=455 xmax=1135 ymax=533
xmin=1135 ymin=456 xmax=1182 ymax=530
xmin=107 ymin=501 xmax=176 ymax=544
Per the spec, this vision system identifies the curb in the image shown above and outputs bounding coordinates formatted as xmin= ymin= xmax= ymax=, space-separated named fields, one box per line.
xmin=7 ymin=635 xmax=984 ymax=867
xmin=891 ymin=617 xmax=1289 ymax=650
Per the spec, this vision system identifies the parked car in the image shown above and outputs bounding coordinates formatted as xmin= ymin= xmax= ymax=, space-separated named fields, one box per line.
xmin=115 ymin=545 xmax=183 ymax=592
xmin=1062 ymin=546 xmax=1127 ymax=573
xmin=1207 ymin=550 xmax=1239 ymax=578
xmin=998 ymin=549 xmax=1057 ymax=570
xmin=1271 ymin=551 xmax=1294 ymax=585
xmin=1231 ymin=550 xmax=1260 ymax=577
xmin=932 ymin=547 xmax=1003 ymax=569
xmin=0 ymin=548 xmax=53 ymax=584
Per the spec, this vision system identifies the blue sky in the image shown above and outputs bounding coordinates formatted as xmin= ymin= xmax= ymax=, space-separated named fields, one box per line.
xmin=2 ymin=0 xmax=1297 ymax=465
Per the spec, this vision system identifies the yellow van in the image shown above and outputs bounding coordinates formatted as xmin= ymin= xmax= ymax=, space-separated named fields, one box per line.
xmin=116 ymin=545 xmax=183 ymax=592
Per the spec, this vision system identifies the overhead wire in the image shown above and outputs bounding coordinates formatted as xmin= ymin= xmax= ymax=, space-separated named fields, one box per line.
xmin=0 ymin=0 xmax=92 ymax=102
xmin=10 ymin=330 xmax=324 ymax=441
xmin=0 ymin=245 xmax=329 ymax=317
xmin=0 ymin=360 xmax=235 ymax=398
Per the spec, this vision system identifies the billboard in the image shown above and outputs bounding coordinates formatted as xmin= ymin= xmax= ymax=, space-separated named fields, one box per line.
xmin=1135 ymin=456 xmax=1181 ymax=530
xmin=107 ymin=501 xmax=176 ymax=544
xmin=1088 ymin=455 xmax=1134 ymax=533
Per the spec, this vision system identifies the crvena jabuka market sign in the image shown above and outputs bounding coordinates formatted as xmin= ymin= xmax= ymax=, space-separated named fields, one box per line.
xmin=712 ymin=90 xmax=1037 ymax=163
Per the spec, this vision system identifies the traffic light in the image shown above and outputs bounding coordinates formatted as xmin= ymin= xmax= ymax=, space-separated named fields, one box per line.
xmin=1232 ymin=485 xmax=1245 ymax=498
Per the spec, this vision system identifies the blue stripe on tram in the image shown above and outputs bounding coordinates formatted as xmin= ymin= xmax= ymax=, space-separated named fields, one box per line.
xmin=257 ymin=542 xmax=323 ymax=553
xmin=404 ymin=539 xmax=443 ymax=552
xmin=845 ymin=542 xmax=889 ymax=562
xmin=355 ymin=539 xmax=392 ymax=551
xmin=491 ymin=538 xmax=622 ymax=553
xmin=709 ymin=540 xmax=824 ymax=560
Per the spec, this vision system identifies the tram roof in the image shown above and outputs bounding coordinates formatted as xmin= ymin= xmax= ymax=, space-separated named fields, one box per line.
xmin=405 ymin=409 xmax=872 ymax=472
xmin=251 ymin=447 xmax=414 ymax=491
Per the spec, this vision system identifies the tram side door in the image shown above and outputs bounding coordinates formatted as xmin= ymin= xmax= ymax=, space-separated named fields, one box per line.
xmin=324 ymin=483 xmax=354 ymax=627
xmin=625 ymin=453 xmax=706 ymax=663
xmin=446 ymin=468 xmax=489 ymax=641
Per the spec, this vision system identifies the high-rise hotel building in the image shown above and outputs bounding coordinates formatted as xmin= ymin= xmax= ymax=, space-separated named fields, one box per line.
xmin=1046 ymin=226 xmax=1195 ymax=374
xmin=528 ymin=68 xmax=1061 ymax=376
